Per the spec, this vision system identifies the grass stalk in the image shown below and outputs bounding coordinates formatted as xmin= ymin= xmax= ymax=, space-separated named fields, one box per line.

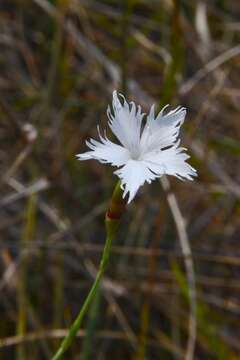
xmin=160 ymin=0 xmax=184 ymax=106
xmin=53 ymin=252 xmax=65 ymax=351
xmin=120 ymin=0 xmax=135 ymax=95
xmin=16 ymin=194 xmax=37 ymax=360
xmin=80 ymin=289 xmax=101 ymax=360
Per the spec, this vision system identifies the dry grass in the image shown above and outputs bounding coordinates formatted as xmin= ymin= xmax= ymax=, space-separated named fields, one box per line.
xmin=0 ymin=0 xmax=240 ymax=359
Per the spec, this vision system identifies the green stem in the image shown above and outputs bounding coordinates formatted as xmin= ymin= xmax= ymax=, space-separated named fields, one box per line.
xmin=81 ymin=289 xmax=101 ymax=360
xmin=51 ymin=181 xmax=124 ymax=360
xmin=52 ymin=236 xmax=111 ymax=360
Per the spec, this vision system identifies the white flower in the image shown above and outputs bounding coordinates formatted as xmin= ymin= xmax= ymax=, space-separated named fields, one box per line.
xmin=77 ymin=91 xmax=197 ymax=203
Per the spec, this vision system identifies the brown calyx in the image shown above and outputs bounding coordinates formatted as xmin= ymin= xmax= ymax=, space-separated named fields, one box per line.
xmin=106 ymin=198 xmax=126 ymax=221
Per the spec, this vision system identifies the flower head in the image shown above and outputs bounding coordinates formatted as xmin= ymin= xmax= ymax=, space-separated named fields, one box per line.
xmin=77 ymin=91 xmax=197 ymax=203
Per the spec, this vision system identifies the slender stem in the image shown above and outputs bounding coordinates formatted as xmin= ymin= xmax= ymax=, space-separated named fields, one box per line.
xmin=81 ymin=289 xmax=101 ymax=360
xmin=51 ymin=181 xmax=124 ymax=360
xmin=52 ymin=235 xmax=112 ymax=360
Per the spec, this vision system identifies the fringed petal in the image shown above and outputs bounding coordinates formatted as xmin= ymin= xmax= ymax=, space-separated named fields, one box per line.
xmin=114 ymin=159 xmax=157 ymax=203
xmin=77 ymin=130 xmax=130 ymax=167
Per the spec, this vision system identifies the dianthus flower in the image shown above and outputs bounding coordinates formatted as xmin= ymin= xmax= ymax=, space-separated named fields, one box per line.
xmin=77 ymin=91 xmax=197 ymax=203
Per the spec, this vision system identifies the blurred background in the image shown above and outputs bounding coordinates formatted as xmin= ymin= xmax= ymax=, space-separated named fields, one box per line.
xmin=0 ymin=0 xmax=240 ymax=359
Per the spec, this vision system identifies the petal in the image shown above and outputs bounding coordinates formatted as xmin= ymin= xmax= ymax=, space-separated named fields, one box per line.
xmin=140 ymin=105 xmax=186 ymax=154
xmin=77 ymin=129 xmax=130 ymax=167
xmin=114 ymin=159 xmax=157 ymax=203
xmin=155 ymin=105 xmax=186 ymax=129
xmin=142 ymin=142 xmax=197 ymax=180
xmin=107 ymin=91 xmax=144 ymax=155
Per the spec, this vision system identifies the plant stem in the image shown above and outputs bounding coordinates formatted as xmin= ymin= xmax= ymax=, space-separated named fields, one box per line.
xmin=52 ymin=239 xmax=110 ymax=360
xmin=51 ymin=181 xmax=125 ymax=360
xmin=80 ymin=289 xmax=101 ymax=360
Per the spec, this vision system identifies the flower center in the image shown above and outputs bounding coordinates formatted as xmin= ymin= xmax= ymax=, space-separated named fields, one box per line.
xmin=129 ymin=144 xmax=141 ymax=160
